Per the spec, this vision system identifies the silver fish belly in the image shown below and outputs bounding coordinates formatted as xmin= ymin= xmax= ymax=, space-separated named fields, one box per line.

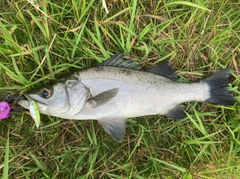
xmin=18 ymin=54 xmax=237 ymax=142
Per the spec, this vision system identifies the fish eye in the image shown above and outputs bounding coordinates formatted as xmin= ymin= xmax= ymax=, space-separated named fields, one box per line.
xmin=40 ymin=88 xmax=52 ymax=98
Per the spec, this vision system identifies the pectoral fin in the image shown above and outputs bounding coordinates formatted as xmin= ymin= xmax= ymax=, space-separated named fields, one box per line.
xmin=86 ymin=88 xmax=119 ymax=108
xmin=98 ymin=118 xmax=126 ymax=142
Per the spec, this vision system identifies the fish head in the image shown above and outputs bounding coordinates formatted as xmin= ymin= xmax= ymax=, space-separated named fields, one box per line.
xmin=18 ymin=79 xmax=90 ymax=117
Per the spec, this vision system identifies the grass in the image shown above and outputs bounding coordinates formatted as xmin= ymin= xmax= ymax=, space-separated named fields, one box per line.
xmin=0 ymin=0 xmax=240 ymax=178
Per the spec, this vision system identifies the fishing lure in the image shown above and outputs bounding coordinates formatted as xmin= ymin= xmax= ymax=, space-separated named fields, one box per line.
xmin=0 ymin=96 xmax=41 ymax=128
xmin=29 ymin=100 xmax=41 ymax=129
xmin=0 ymin=101 xmax=11 ymax=120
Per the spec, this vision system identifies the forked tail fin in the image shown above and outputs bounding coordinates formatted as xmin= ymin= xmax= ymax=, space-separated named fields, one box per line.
xmin=202 ymin=68 xmax=237 ymax=105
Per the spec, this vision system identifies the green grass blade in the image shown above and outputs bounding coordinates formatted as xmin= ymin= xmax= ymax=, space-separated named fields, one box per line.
xmin=151 ymin=157 xmax=187 ymax=173
xmin=2 ymin=131 xmax=10 ymax=179
xmin=126 ymin=0 xmax=138 ymax=51
xmin=166 ymin=1 xmax=211 ymax=12
xmin=30 ymin=153 xmax=49 ymax=175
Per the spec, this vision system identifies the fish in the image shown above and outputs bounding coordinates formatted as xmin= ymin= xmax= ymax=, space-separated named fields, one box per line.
xmin=17 ymin=54 xmax=237 ymax=142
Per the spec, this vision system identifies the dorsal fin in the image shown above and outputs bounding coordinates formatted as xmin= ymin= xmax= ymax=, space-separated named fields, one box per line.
xmin=99 ymin=54 xmax=140 ymax=69
xmin=148 ymin=60 xmax=178 ymax=81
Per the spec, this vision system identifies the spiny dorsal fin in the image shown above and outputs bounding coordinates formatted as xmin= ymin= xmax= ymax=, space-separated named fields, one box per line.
xmin=99 ymin=54 xmax=140 ymax=69
xmin=148 ymin=60 xmax=178 ymax=81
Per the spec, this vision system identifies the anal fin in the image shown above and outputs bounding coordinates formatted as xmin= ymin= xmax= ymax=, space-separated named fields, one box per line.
xmin=164 ymin=104 xmax=186 ymax=119
xmin=98 ymin=118 xmax=126 ymax=142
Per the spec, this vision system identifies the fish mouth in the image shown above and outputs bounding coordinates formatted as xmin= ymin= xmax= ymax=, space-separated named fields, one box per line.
xmin=17 ymin=94 xmax=47 ymax=110
xmin=17 ymin=94 xmax=31 ymax=109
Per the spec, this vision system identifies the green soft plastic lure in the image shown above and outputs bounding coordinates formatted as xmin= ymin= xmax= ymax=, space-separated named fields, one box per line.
xmin=29 ymin=100 xmax=41 ymax=128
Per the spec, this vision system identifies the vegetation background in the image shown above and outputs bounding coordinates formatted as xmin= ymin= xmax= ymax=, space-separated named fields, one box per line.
xmin=0 ymin=0 xmax=239 ymax=178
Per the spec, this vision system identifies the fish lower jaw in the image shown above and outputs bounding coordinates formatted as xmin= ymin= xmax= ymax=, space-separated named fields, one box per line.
xmin=17 ymin=100 xmax=30 ymax=110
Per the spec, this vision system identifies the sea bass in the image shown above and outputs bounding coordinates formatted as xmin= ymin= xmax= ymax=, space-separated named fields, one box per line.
xmin=18 ymin=54 xmax=237 ymax=141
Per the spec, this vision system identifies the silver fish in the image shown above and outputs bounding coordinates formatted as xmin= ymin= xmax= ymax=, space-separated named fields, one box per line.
xmin=18 ymin=54 xmax=237 ymax=141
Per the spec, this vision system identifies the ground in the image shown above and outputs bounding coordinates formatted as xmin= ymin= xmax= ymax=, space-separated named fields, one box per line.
xmin=0 ymin=0 xmax=240 ymax=178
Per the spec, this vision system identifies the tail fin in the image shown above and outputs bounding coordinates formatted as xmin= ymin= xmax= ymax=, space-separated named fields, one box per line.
xmin=202 ymin=68 xmax=237 ymax=105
